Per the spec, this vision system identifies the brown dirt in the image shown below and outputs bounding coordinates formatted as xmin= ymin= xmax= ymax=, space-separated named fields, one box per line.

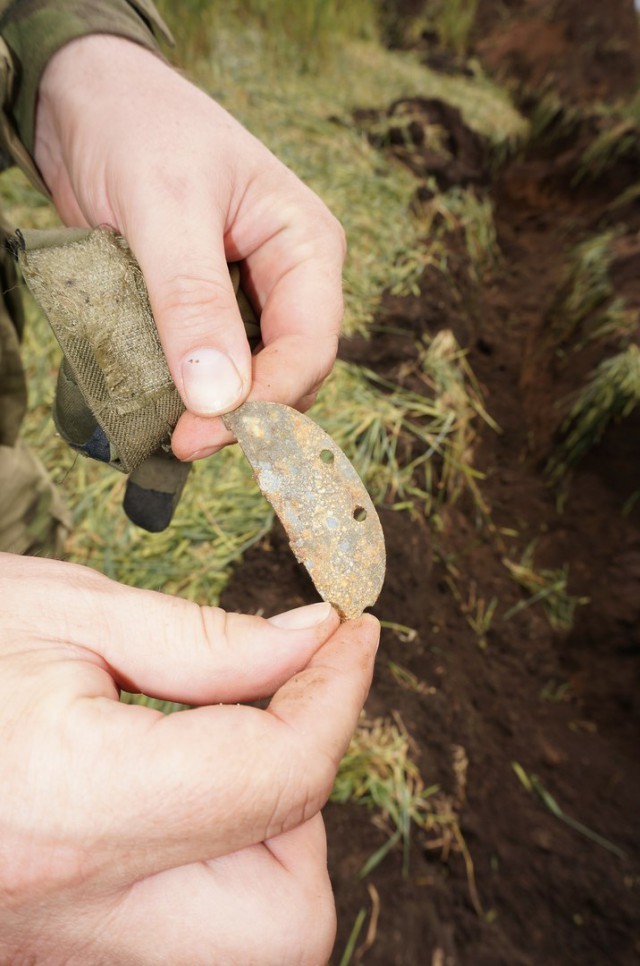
xmin=474 ymin=0 xmax=640 ymax=103
xmin=221 ymin=4 xmax=640 ymax=963
xmin=381 ymin=1 xmax=640 ymax=103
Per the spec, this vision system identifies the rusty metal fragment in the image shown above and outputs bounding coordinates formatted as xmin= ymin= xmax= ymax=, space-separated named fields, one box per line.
xmin=223 ymin=402 xmax=385 ymax=619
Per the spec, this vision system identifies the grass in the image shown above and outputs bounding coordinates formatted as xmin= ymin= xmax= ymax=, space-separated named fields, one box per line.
xmin=445 ymin=575 xmax=498 ymax=648
xmin=416 ymin=330 xmax=498 ymax=507
xmin=512 ymin=762 xmax=626 ymax=859
xmin=548 ymin=344 xmax=640 ymax=482
xmin=331 ymin=713 xmax=445 ymax=877
xmin=332 ymin=715 xmax=483 ymax=915
xmin=573 ymin=296 xmax=637 ymax=352
xmin=431 ymin=0 xmax=479 ymax=58
xmin=156 ymin=0 xmax=378 ymax=72
xmin=435 ymin=187 xmax=501 ymax=280
xmin=387 ymin=661 xmax=434 ymax=696
xmin=538 ymin=227 xmax=639 ymax=481
xmin=338 ymin=883 xmax=380 ymax=966
xmin=526 ymin=89 xmax=640 ymax=202
xmin=380 ymin=620 xmax=418 ymax=643
xmin=609 ymin=179 xmax=640 ymax=212
xmin=527 ymin=92 xmax=583 ymax=143
xmin=378 ymin=0 xmax=479 ymax=58
xmin=574 ymin=119 xmax=640 ymax=185
xmin=313 ymin=333 xmax=495 ymax=517
xmin=503 ymin=543 xmax=589 ymax=631
xmin=539 ymin=679 xmax=575 ymax=703
xmin=548 ymin=231 xmax=617 ymax=350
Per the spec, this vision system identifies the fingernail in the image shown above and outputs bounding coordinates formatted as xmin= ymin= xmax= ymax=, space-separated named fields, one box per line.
xmin=181 ymin=347 xmax=245 ymax=415
xmin=269 ymin=601 xmax=333 ymax=630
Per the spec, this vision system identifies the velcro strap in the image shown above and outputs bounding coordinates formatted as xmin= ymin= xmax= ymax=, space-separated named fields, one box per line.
xmin=14 ymin=226 xmax=184 ymax=473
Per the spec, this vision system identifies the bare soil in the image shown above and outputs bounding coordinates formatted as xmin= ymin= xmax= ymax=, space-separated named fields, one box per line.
xmin=221 ymin=4 xmax=640 ymax=962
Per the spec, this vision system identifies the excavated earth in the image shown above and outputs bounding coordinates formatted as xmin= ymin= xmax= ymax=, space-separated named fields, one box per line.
xmin=222 ymin=4 xmax=640 ymax=962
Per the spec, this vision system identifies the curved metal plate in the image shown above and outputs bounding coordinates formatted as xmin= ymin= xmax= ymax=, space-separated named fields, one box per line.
xmin=224 ymin=402 xmax=385 ymax=619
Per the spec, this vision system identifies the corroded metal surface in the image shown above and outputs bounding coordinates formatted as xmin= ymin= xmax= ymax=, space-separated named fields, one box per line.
xmin=224 ymin=402 xmax=385 ymax=619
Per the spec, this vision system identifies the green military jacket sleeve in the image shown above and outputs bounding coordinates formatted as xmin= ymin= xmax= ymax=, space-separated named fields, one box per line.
xmin=0 ymin=0 xmax=173 ymax=192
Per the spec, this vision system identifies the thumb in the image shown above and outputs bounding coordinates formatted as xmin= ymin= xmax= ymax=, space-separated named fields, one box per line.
xmin=2 ymin=555 xmax=339 ymax=704
xmin=128 ymin=211 xmax=253 ymax=418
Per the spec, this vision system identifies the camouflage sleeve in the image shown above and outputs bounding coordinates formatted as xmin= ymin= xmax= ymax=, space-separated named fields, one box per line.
xmin=0 ymin=0 xmax=173 ymax=192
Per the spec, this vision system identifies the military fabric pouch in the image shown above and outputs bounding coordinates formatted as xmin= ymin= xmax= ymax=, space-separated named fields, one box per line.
xmin=8 ymin=226 xmax=259 ymax=532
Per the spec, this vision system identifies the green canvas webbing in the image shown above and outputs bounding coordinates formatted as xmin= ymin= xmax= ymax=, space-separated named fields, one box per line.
xmin=10 ymin=225 xmax=260 ymax=530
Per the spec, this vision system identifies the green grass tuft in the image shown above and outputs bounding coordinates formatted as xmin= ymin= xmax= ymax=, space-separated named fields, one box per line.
xmin=156 ymin=0 xmax=379 ymax=71
xmin=435 ymin=187 xmax=500 ymax=280
xmin=574 ymin=119 xmax=639 ymax=185
xmin=548 ymin=344 xmax=640 ymax=482
xmin=503 ymin=543 xmax=589 ymax=631
xmin=331 ymin=713 xmax=442 ymax=877
xmin=431 ymin=0 xmax=478 ymax=58
xmin=556 ymin=232 xmax=617 ymax=337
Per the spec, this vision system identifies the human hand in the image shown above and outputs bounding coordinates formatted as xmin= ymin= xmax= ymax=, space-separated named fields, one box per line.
xmin=0 ymin=553 xmax=378 ymax=964
xmin=33 ymin=34 xmax=346 ymax=463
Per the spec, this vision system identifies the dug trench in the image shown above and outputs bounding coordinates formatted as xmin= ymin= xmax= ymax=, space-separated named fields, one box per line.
xmin=220 ymin=102 xmax=640 ymax=964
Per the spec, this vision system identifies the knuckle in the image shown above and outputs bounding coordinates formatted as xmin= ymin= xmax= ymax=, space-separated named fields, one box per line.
xmin=263 ymin=766 xmax=310 ymax=839
xmin=265 ymin=745 xmax=336 ymax=839
xmin=296 ymin=748 xmax=337 ymax=821
xmin=155 ymin=270 xmax=235 ymax=327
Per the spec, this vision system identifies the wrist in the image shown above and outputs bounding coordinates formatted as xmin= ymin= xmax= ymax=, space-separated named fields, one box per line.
xmin=1 ymin=0 xmax=170 ymax=160
xmin=38 ymin=33 xmax=160 ymax=126
xmin=35 ymin=35 xmax=164 ymax=190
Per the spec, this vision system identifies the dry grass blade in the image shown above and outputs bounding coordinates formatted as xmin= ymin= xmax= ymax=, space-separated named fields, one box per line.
xmin=512 ymin=763 xmax=627 ymax=860
xmin=354 ymin=884 xmax=381 ymax=963
xmin=503 ymin=544 xmax=589 ymax=631
xmin=452 ymin=824 xmax=483 ymax=917
xmin=444 ymin=573 xmax=498 ymax=647
xmin=431 ymin=0 xmax=479 ymax=57
xmin=381 ymin=620 xmax=418 ymax=643
xmin=388 ymin=661 xmax=434 ymax=696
